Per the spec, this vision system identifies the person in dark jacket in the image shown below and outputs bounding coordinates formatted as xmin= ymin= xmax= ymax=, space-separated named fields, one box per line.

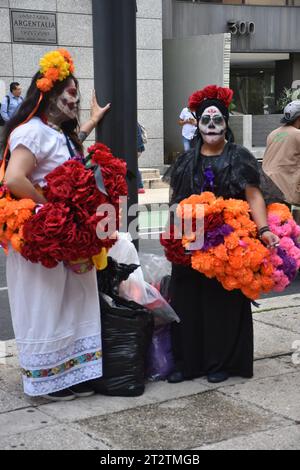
xmin=164 ymin=85 xmax=279 ymax=384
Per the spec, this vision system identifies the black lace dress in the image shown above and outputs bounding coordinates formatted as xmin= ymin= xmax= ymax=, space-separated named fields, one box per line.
xmin=164 ymin=140 xmax=261 ymax=379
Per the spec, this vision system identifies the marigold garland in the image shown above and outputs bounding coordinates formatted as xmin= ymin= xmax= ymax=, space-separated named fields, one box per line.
xmin=160 ymin=192 xmax=300 ymax=300
xmin=0 ymin=187 xmax=36 ymax=253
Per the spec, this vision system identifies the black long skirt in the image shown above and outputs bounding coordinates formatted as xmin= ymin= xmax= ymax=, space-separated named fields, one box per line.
xmin=170 ymin=264 xmax=254 ymax=379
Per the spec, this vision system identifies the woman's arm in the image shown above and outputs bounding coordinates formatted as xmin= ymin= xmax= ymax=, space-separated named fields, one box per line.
xmin=5 ymin=145 xmax=47 ymax=204
xmin=245 ymin=185 xmax=279 ymax=248
xmin=79 ymin=90 xmax=111 ymax=142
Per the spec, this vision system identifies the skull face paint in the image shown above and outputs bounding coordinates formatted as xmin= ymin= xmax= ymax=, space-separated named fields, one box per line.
xmin=198 ymin=106 xmax=226 ymax=145
xmin=56 ymin=80 xmax=79 ymax=120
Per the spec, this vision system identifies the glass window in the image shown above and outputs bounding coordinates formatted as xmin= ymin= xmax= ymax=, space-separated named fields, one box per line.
xmin=230 ymin=68 xmax=276 ymax=115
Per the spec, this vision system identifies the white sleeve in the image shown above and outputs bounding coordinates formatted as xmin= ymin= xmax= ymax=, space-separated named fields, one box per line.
xmin=9 ymin=125 xmax=41 ymax=159
xmin=179 ymin=109 xmax=186 ymax=120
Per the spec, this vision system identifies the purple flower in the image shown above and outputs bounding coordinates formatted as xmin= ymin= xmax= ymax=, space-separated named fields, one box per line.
xmin=277 ymin=247 xmax=298 ymax=282
xmin=202 ymin=224 xmax=233 ymax=251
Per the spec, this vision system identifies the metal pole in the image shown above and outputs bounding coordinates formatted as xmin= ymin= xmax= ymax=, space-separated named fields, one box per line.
xmin=92 ymin=0 xmax=138 ymax=247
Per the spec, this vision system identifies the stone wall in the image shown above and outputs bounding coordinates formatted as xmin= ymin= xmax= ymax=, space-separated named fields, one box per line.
xmin=0 ymin=0 xmax=164 ymax=166
xmin=136 ymin=0 xmax=163 ymax=168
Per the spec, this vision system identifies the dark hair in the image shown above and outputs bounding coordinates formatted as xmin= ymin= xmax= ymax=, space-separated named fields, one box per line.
xmin=3 ymin=72 xmax=83 ymax=154
xmin=10 ymin=82 xmax=20 ymax=93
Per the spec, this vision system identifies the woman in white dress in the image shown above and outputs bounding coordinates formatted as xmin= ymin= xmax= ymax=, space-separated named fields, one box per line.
xmin=2 ymin=49 xmax=110 ymax=401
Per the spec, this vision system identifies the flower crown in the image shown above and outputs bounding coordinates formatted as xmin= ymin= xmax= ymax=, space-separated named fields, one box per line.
xmin=188 ymin=85 xmax=233 ymax=112
xmin=36 ymin=49 xmax=75 ymax=93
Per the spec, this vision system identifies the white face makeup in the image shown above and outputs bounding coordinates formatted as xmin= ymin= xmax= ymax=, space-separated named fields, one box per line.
xmin=198 ymin=106 xmax=226 ymax=145
xmin=56 ymin=80 xmax=79 ymax=120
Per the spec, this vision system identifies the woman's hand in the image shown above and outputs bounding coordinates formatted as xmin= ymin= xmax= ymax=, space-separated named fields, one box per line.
xmin=261 ymin=230 xmax=280 ymax=249
xmin=90 ymin=90 xmax=111 ymax=124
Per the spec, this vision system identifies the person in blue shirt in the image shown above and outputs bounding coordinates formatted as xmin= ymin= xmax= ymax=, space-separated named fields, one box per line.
xmin=1 ymin=82 xmax=23 ymax=122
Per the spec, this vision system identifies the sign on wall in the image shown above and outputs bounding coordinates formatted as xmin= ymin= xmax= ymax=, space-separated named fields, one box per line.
xmin=10 ymin=9 xmax=57 ymax=45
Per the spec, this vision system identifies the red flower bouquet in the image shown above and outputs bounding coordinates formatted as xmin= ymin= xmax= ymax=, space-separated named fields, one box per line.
xmin=20 ymin=143 xmax=128 ymax=270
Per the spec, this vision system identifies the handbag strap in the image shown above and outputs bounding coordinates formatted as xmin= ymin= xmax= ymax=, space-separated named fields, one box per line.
xmin=64 ymin=133 xmax=76 ymax=158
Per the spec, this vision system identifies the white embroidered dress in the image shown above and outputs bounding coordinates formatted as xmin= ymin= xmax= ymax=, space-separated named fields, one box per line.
xmin=6 ymin=117 xmax=102 ymax=396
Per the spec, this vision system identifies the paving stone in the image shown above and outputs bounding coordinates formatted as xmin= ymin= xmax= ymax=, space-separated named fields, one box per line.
xmin=219 ymin=371 xmax=300 ymax=421
xmin=253 ymin=294 xmax=300 ymax=313
xmin=0 ymin=407 xmax=56 ymax=437
xmin=37 ymin=379 xmax=211 ymax=423
xmin=0 ymin=388 xmax=29 ymax=413
xmin=253 ymin=307 xmax=300 ymax=334
xmin=0 ymin=424 xmax=109 ymax=450
xmin=195 ymin=424 xmax=300 ymax=450
xmin=76 ymin=391 xmax=288 ymax=450
xmin=254 ymin=321 xmax=299 ymax=359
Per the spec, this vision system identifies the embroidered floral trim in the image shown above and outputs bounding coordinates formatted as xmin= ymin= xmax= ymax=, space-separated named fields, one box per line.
xmin=18 ymin=335 xmax=101 ymax=369
xmin=23 ymin=362 xmax=102 ymax=397
xmin=21 ymin=350 xmax=102 ymax=378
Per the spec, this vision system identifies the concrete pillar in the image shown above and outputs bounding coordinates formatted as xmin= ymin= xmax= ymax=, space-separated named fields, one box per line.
xmin=243 ymin=115 xmax=252 ymax=150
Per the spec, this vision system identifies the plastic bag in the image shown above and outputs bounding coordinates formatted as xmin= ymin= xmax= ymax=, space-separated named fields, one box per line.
xmin=97 ymin=256 xmax=139 ymax=296
xmin=139 ymin=253 xmax=172 ymax=286
xmin=108 ymin=233 xmax=179 ymax=324
xmin=89 ymin=292 xmax=154 ymax=397
xmin=146 ymin=325 xmax=174 ymax=381
xmin=142 ymin=282 xmax=179 ymax=326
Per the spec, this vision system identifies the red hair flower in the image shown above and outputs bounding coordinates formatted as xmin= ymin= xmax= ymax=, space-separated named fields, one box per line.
xmin=188 ymin=85 xmax=233 ymax=111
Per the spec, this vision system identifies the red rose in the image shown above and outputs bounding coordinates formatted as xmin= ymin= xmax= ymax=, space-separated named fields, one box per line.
xmin=217 ymin=87 xmax=233 ymax=108
xmin=160 ymin=225 xmax=191 ymax=266
xmin=188 ymin=90 xmax=204 ymax=112
xmin=45 ymin=161 xmax=94 ymax=205
xmin=87 ymin=142 xmax=112 ymax=156
xmin=202 ymin=85 xmax=218 ymax=100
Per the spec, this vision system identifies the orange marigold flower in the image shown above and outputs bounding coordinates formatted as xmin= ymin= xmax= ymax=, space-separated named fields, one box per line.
xmin=238 ymin=268 xmax=254 ymax=286
xmin=261 ymin=275 xmax=274 ymax=291
xmin=36 ymin=77 xmax=53 ymax=92
xmin=228 ymin=254 xmax=244 ymax=270
xmin=10 ymin=233 xmax=23 ymax=253
xmin=241 ymin=286 xmax=260 ymax=300
xmin=192 ymin=252 xmax=214 ymax=275
xmin=45 ymin=67 xmax=60 ymax=81
xmin=222 ymin=276 xmax=240 ymax=291
xmin=261 ymin=262 xmax=274 ymax=277
xmin=225 ymin=264 xmax=236 ymax=276
xmin=267 ymin=203 xmax=292 ymax=221
xmin=213 ymin=244 xmax=229 ymax=261
xmin=225 ymin=198 xmax=250 ymax=215
xmin=197 ymin=192 xmax=216 ymax=205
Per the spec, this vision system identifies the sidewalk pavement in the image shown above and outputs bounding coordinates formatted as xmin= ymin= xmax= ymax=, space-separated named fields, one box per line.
xmin=0 ymin=293 xmax=300 ymax=450
xmin=138 ymin=187 xmax=170 ymax=206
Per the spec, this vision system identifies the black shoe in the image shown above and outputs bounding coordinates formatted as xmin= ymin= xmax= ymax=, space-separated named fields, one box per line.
xmin=44 ymin=389 xmax=76 ymax=401
xmin=167 ymin=371 xmax=185 ymax=383
xmin=68 ymin=383 xmax=95 ymax=397
xmin=207 ymin=371 xmax=229 ymax=383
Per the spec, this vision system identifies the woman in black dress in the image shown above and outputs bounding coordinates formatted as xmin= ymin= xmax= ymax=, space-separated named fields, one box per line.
xmin=164 ymin=85 xmax=279 ymax=384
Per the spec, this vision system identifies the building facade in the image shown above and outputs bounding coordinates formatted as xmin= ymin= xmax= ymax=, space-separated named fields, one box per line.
xmin=0 ymin=0 xmax=164 ymax=167
xmin=163 ymin=0 xmax=300 ymax=115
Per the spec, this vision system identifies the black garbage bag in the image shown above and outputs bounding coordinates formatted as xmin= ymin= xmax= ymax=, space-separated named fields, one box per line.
xmin=97 ymin=256 xmax=139 ymax=296
xmin=90 ymin=292 xmax=154 ymax=397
